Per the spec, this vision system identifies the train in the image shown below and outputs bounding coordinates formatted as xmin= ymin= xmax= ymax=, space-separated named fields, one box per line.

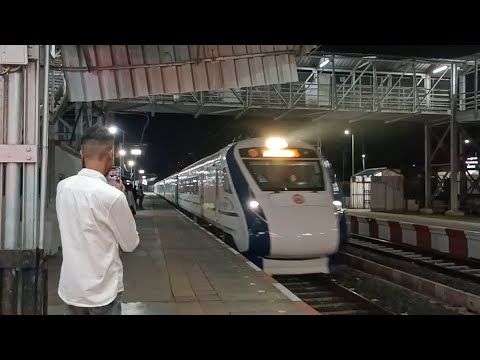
xmin=153 ymin=136 xmax=348 ymax=275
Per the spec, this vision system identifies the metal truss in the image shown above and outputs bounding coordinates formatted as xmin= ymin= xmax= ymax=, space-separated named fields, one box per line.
xmin=51 ymin=53 xmax=480 ymax=125
xmin=424 ymin=121 xmax=480 ymax=215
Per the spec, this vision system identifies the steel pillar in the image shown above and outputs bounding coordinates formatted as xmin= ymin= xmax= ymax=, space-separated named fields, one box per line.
xmin=0 ymin=45 xmax=48 ymax=315
xmin=459 ymin=130 xmax=467 ymax=196
xmin=4 ymin=71 xmax=23 ymax=249
xmin=445 ymin=64 xmax=464 ymax=216
xmin=351 ymin=133 xmax=355 ymax=178
xmin=459 ymin=73 xmax=466 ymax=111
xmin=420 ymin=122 xmax=433 ymax=214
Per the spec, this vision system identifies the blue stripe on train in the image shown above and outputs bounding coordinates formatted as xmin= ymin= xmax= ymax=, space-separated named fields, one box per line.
xmin=226 ymin=145 xmax=270 ymax=267
xmin=327 ymin=164 xmax=349 ymax=271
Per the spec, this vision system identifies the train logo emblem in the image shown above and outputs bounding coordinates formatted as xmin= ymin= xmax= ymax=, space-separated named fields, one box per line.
xmin=293 ymin=194 xmax=305 ymax=204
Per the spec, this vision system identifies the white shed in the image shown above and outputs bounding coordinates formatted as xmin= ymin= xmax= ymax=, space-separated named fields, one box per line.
xmin=350 ymin=167 xmax=404 ymax=211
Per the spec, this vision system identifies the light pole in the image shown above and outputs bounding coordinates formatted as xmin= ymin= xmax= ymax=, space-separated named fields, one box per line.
xmin=118 ymin=149 xmax=127 ymax=180
xmin=362 ymin=154 xmax=366 ymax=171
xmin=344 ymin=129 xmax=355 ymax=177
xmin=108 ymin=125 xmax=125 ymax=165
xmin=127 ymin=159 xmax=135 ymax=179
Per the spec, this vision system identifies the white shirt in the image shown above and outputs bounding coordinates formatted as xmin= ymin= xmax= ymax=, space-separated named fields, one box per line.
xmin=56 ymin=168 xmax=139 ymax=307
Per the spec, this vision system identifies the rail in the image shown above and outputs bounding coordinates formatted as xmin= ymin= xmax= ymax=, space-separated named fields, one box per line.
xmin=348 ymin=234 xmax=480 ymax=283
xmin=274 ymin=274 xmax=394 ymax=315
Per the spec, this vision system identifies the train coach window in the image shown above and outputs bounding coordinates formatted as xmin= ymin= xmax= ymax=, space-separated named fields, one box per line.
xmin=243 ymin=159 xmax=325 ymax=192
xmin=222 ymin=168 xmax=233 ymax=194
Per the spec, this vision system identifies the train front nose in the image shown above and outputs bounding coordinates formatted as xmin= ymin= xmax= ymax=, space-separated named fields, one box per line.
xmin=263 ymin=196 xmax=340 ymax=259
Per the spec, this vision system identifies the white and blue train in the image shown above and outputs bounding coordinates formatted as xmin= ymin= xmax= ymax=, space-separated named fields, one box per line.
xmin=154 ymin=137 xmax=347 ymax=275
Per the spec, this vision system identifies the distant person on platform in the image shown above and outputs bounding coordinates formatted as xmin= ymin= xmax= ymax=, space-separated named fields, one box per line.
xmin=138 ymin=185 xmax=145 ymax=209
xmin=56 ymin=126 xmax=140 ymax=315
xmin=125 ymin=182 xmax=137 ymax=216
xmin=133 ymin=185 xmax=138 ymax=206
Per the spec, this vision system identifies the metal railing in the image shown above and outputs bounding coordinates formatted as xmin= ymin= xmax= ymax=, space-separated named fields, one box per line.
xmin=121 ymin=81 xmax=454 ymax=114
xmin=52 ymin=66 xmax=480 ymax=119
xmin=458 ymin=90 xmax=480 ymax=113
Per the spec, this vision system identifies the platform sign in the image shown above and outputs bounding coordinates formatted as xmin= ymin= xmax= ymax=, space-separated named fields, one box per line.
xmin=466 ymin=157 xmax=479 ymax=170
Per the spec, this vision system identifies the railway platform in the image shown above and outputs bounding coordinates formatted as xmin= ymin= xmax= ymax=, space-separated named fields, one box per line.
xmin=47 ymin=194 xmax=317 ymax=315
xmin=346 ymin=209 xmax=480 ymax=261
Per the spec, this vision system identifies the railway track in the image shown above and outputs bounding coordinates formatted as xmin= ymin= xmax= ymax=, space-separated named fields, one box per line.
xmin=348 ymin=234 xmax=480 ymax=283
xmin=274 ymin=274 xmax=395 ymax=315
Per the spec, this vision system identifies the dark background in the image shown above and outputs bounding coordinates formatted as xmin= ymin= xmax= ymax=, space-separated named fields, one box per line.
xmin=113 ymin=46 xmax=480 ymax=180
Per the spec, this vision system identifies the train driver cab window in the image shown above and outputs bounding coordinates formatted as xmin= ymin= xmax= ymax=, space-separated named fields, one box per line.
xmin=222 ymin=168 xmax=233 ymax=194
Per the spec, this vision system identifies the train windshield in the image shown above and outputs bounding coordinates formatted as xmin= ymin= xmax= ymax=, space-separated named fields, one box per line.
xmin=243 ymin=159 xmax=325 ymax=192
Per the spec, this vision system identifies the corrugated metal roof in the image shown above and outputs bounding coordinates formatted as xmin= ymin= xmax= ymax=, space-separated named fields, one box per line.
xmin=59 ymin=45 xmax=318 ymax=102
xmin=354 ymin=167 xmax=401 ymax=177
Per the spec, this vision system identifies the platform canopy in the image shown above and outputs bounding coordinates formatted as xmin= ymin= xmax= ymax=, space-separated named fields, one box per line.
xmin=60 ymin=45 xmax=319 ymax=102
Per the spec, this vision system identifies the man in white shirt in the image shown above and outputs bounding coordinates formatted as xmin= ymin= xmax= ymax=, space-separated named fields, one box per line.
xmin=56 ymin=126 xmax=140 ymax=315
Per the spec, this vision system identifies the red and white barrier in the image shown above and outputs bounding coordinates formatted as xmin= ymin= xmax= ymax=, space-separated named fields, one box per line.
xmin=347 ymin=215 xmax=480 ymax=260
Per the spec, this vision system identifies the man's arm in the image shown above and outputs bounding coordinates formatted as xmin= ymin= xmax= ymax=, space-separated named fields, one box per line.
xmin=107 ymin=194 xmax=140 ymax=252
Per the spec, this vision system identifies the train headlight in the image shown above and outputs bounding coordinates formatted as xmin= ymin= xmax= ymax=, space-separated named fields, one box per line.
xmin=265 ymin=137 xmax=288 ymax=149
xmin=249 ymin=200 xmax=260 ymax=209
xmin=333 ymin=200 xmax=344 ymax=214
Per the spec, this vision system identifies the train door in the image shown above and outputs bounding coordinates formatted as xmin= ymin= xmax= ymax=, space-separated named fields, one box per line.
xmin=215 ymin=161 xmax=220 ymax=221
xmin=199 ymin=168 xmax=205 ymax=218
xmin=174 ymin=176 xmax=179 ymax=205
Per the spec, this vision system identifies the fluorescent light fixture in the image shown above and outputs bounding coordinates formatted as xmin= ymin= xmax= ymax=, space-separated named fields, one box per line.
xmin=433 ymin=65 xmax=448 ymax=74
xmin=131 ymin=149 xmax=142 ymax=155
xmin=319 ymin=59 xmax=330 ymax=68
xmin=139 ymin=169 xmax=145 ymax=174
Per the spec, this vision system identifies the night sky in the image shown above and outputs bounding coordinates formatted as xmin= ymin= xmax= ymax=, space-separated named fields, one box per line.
xmin=112 ymin=46 xmax=480 ymax=181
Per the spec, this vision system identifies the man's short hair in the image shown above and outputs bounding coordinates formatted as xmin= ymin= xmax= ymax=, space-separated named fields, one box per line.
xmin=80 ymin=126 xmax=115 ymax=160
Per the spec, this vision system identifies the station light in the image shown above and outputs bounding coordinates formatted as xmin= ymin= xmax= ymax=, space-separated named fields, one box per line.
xmin=142 ymin=175 xmax=146 ymax=179
xmin=362 ymin=154 xmax=366 ymax=158
xmin=131 ymin=149 xmax=142 ymax=155
xmin=465 ymin=139 xmax=470 ymax=144
xmin=139 ymin=169 xmax=145 ymax=174
xmin=344 ymin=129 xmax=350 ymax=135
xmin=108 ymin=126 xmax=118 ymax=134
xmin=319 ymin=59 xmax=330 ymax=68
xmin=119 ymin=149 xmax=126 ymax=156
xmin=433 ymin=65 xmax=448 ymax=74
xmin=265 ymin=137 xmax=288 ymax=149
xmin=128 ymin=160 xmax=135 ymax=167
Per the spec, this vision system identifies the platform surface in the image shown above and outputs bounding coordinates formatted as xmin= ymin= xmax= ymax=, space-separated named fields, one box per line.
xmin=47 ymin=194 xmax=317 ymax=315
xmin=347 ymin=209 xmax=480 ymax=232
